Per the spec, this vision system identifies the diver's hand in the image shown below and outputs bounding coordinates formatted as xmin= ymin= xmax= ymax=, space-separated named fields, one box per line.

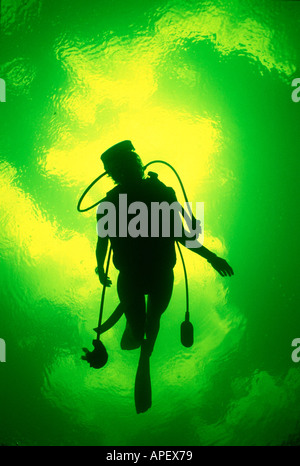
xmin=95 ymin=267 xmax=112 ymax=287
xmin=207 ymin=256 xmax=234 ymax=277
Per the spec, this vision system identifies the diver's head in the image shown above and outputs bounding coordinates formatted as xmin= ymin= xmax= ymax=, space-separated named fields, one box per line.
xmin=101 ymin=140 xmax=144 ymax=185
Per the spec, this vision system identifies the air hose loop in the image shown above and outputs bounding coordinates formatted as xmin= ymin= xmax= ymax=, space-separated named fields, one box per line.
xmin=77 ymin=172 xmax=108 ymax=212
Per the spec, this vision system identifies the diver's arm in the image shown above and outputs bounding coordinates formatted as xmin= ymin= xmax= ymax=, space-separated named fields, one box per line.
xmin=96 ymin=236 xmax=112 ymax=286
xmin=96 ymin=236 xmax=108 ymax=271
xmin=176 ymin=206 xmax=234 ymax=277
xmin=185 ymin=242 xmax=216 ymax=261
xmin=178 ymin=236 xmax=234 ymax=277
xmin=177 ymin=235 xmax=214 ymax=260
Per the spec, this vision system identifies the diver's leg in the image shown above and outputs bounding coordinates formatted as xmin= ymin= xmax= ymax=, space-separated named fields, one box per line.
xmin=117 ymin=272 xmax=146 ymax=350
xmin=144 ymin=269 xmax=174 ymax=356
xmin=134 ymin=270 xmax=174 ymax=413
xmin=135 ymin=341 xmax=152 ymax=413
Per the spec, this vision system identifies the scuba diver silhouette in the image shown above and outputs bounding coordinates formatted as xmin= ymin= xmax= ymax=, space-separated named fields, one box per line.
xmin=86 ymin=140 xmax=234 ymax=414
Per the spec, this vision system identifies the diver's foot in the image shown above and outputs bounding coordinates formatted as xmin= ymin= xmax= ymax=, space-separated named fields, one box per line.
xmin=120 ymin=322 xmax=142 ymax=350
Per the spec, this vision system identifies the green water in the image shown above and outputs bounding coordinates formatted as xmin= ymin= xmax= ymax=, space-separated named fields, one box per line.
xmin=0 ymin=0 xmax=299 ymax=446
